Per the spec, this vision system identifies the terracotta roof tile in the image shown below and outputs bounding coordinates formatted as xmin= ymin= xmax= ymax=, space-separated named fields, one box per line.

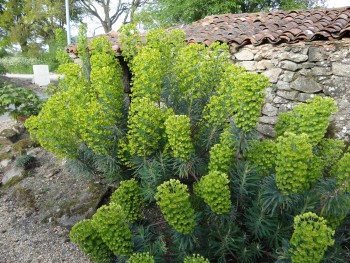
xmin=182 ymin=6 xmax=350 ymax=46
xmin=66 ymin=6 xmax=350 ymax=54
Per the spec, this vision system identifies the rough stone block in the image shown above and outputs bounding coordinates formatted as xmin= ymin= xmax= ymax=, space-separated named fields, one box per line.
xmin=277 ymin=81 xmax=292 ymax=90
xmin=280 ymin=53 xmax=308 ymax=63
xmin=316 ymin=61 xmax=331 ymax=67
xmin=299 ymin=62 xmax=316 ymax=69
xmin=257 ymin=60 xmax=273 ymax=70
xmin=276 ymin=90 xmax=299 ymax=100
xmin=291 ymin=46 xmax=309 ymax=55
xmin=237 ymin=61 xmax=257 ymax=71
xmin=235 ymin=49 xmax=254 ymax=61
xmin=313 ymin=67 xmax=332 ymax=76
xmin=259 ymin=116 xmax=278 ymax=125
xmin=280 ymin=60 xmax=298 ymax=71
xmin=1 ymin=167 xmax=24 ymax=185
xmin=264 ymin=87 xmax=275 ymax=103
xmin=297 ymin=93 xmax=316 ymax=102
xmin=299 ymin=68 xmax=312 ymax=76
xmin=0 ymin=129 xmax=18 ymax=143
xmin=308 ymin=46 xmax=325 ymax=62
xmin=291 ymin=77 xmax=322 ymax=93
xmin=273 ymin=96 xmax=289 ymax=104
xmin=282 ymin=71 xmax=295 ymax=82
xmin=256 ymin=123 xmax=275 ymax=137
xmin=262 ymin=103 xmax=278 ymax=116
xmin=263 ymin=68 xmax=282 ymax=83
xmin=278 ymin=103 xmax=297 ymax=113
xmin=323 ymin=77 xmax=348 ymax=97
xmin=332 ymin=62 xmax=350 ymax=77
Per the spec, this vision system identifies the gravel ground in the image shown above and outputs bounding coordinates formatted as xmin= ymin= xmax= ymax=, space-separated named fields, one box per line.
xmin=0 ymin=150 xmax=93 ymax=263
xmin=0 ymin=203 xmax=91 ymax=263
xmin=0 ymin=76 xmax=93 ymax=263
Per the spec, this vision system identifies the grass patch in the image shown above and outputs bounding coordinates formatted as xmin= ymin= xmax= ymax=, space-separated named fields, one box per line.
xmin=1 ymin=175 xmax=24 ymax=191
xmin=0 ymin=56 xmax=45 ymax=74
xmin=0 ymin=153 xmax=13 ymax=161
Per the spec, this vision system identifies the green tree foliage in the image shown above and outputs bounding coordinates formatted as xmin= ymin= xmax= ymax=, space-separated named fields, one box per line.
xmin=315 ymin=138 xmax=346 ymax=174
xmin=275 ymin=96 xmax=337 ymax=145
xmin=246 ymin=139 xmax=277 ymax=174
xmin=275 ymin=132 xmax=316 ymax=195
xmin=0 ymin=0 xmax=82 ymax=53
xmin=155 ymin=179 xmax=197 ymax=234
xmin=127 ymin=252 xmax=155 ymax=263
xmin=289 ymin=212 xmax=334 ymax=263
xmin=165 ymin=115 xmax=194 ymax=161
xmin=196 ymin=171 xmax=231 ymax=214
xmin=76 ymin=0 xmax=147 ymax=33
xmin=26 ymin=36 xmax=124 ymax=157
xmin=31 ymin=28 xmax=349 ymax=262
xmin=333 ymin=153 xmax=350 ymax=192
xmin=70 ymin=219 xmax=114 ymax=263
xmin=184 ymin=254 xmax=210 ymax=263
xmin=136 ymin=0 xmax=326 ymax=29
xmin=110 ymin=179 xmax=144 ymax=222
xmin=208 ymin=129 xmax=236 ymax=173
xmin=92 ymin=204 xmax=133 ymax=257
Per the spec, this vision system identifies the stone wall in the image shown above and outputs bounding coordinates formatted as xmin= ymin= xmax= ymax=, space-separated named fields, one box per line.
xmin=230 ymin=39 xmax=350 ymax=141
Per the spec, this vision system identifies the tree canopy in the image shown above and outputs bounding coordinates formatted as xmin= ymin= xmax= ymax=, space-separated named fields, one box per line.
xmin=77 ymin=0 xmax=149 ymax=33
xmin=0 ymin=0 xmax=82 ymax=53
xmin=136 ymin=0 xmax=327 ymax=29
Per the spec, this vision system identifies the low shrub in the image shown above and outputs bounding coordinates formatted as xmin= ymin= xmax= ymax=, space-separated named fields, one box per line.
xmin=0 ymin=83 xmax=43 ymax=119
xmin=15 ymin=155 xmax=36 ymax=169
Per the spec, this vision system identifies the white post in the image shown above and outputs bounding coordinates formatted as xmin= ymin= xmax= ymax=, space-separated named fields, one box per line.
xmin=65 ymin=0 xmax=71 ymax=45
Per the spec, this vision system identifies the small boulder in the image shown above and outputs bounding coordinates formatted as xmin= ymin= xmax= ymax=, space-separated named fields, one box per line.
xmin=12 ymin=139 xmax=34 ymax=155
xmin=1 ymin=166 xmax=24 ymax=185
xmin=0 ymin=138 xmax=12 ymax=151
xmin=0 ymin=129 xmax=18 ymax=143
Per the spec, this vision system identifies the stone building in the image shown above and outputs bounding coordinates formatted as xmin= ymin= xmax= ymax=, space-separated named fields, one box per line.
xmin=67 ymin=6 xmax=350 ymax=141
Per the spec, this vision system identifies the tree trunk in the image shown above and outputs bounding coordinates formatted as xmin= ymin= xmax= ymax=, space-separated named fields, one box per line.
xmin=102 ymin=21 xmax=111 ymax=33
xmin=20 ymin=41 xmax=29 ymax=54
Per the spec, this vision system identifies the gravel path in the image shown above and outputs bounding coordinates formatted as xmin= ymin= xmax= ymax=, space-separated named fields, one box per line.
xmin=0 ymin=203 xmax=90 ymax=263
xmin=0 ymin=76 xmax=93 ymax=263
xmin=0 ymin=144 xmax=93 ymax=263
xmin=0 ymin=151 xmax=93 ymax=263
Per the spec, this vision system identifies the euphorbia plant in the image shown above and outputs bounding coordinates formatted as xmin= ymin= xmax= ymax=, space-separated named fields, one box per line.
xmin=25 ymin=25 xmax=350 ymax=263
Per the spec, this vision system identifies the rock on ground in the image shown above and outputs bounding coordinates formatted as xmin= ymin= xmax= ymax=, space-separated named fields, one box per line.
xmin=0 ymin=146 xmax=99 ymax=262
xmin=0 ymin=123 xmax=113 ymax=262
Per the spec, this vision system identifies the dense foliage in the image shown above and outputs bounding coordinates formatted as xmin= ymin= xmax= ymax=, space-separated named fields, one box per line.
xmin=92 ymin=204 xmax=133 ymax=257
xmin=110 ymin=179 xmax=143 ymax=222
xmin=0 ymin=0 xmax=82 ymax=54
xmin=127 ymin=252 xmax=155 ymax=263
xmin=70 ymin=219 xmax=114 ymax=263
xmin=155 ymin=179 xmax=197 ymax=234
xmin=26 ymin=27 xmax=349 ymax=262
xmin=289 ymin=212 xmax=334 ymax=263
xmin=0 ymin=82 xmax=42 ymax=118
xmin=136 ymin=0 xmax=326 ymax=29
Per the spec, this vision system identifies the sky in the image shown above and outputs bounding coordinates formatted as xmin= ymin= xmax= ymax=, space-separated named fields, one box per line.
xmin=75 ymin=0 xmax=350 ymax=38
xmin=327 ymin=0 xmax=350 ymax=8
